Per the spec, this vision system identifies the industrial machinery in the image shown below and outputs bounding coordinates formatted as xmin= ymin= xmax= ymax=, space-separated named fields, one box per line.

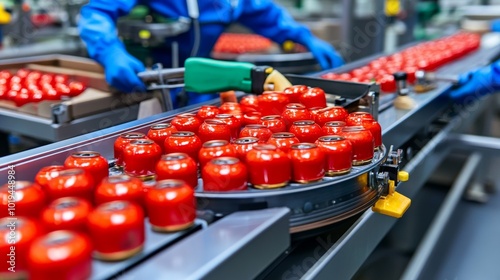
xmin=1 ymin=30 xmax=500 ymax=279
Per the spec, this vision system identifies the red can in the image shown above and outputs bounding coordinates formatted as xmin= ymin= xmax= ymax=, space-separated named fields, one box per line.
xmin=145 ymin=179 xmax=196 ymax=232
xmin=215 ymin=114 xmax=242 ymax=140
xmin=198 ymin=140 xmax=237 ymax=168
xmin=0 ymin=217 xmax=41 ymax=277
xmin=171 ymin=113 xmax=202 ymax=133
xmin=257 ymin=92 xmax=290 ymax=116
xmin=87 ymin=201 xmax=145 ymax=261
xmin=315 ymin=106 xmax=349 ymax=127
xmin=239 ymin=94 xmax=259 ymax=112
xmin=322 ymin=121 xmax=346 ymax=136
xmin=0 ymin=181 xmax=46 ymax=219
xmin=316 ymin=136 xmax=353 ymax=176
xmin=28 ymin=231 xmax=92 ymax=280
xmin=361 ymin=118 xmax=382 ymax=148
xmin=197 ymin=105 xmax=220 ymax=121
xmin=147 ymin=123 xmax=178 ymax=153
xmin=164 ymin=131 xmax=203 ymax=162
xmin=113 ymin=132 xmax=147 ymax=167
xmin=156 ymin=153 xmax=198 ymax=188
xmin=47 ymin=169 xmax=94 ymax=203
xmin=289 ymin=120 xmax=322 ymax=143
xmin=233 ymin=137 xmax=259 ymax=163
xmin=123 ymin=139 xmax=162 ymax=180
xmin=95 ymin=175 xmax=145 ymax=207
xmin=309 ymin=107 xmax=326 ymax=123
xmin=202 ymin=157 xmax=248 ymax=191
xmin=290 ymin=143 xmax=326 ymax=183
xmin=299 ymin=87 xmax=327 ymax=108
xmin=246 ymin=144 xmax=291 ymax=189
xmin=267 ymin=132 xmax=300 ymax=153
xmin=239 ymin=124 xmax=272 ymax=143
xmin=261 ymin=115 xmax=286 ymax=133
xmin=198 ymin=119 xmax=232 ymax=143
xmin=341 ymin=126 xmax=374 ymax=165
xmin=281 ymin=103 xmax=312 ymax=129
xmin=283 ymin=85 xmax=309 ymax=103
xmin=64 ymin=151 xmax=109 ymax=186
xmin=345 ymin=111 xmax=374 ymax=126
xmin=219 ymin=102 xmax=241 ymax=113
xmin=41 ymin=197 xmax=92 ymax=233
xmin=242 ymin=111 xmax=262 ymax=126
xmin=34 ymin=165 xmax=65 ymax=190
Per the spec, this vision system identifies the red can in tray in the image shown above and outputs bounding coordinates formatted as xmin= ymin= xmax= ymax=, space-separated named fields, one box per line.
xmin=202 ymin=157 xmax=248 ymax=191
xmin=316 ymin=136 xmax=353 ymax=176
xmin=290 ymin=143 xmax=325 ymax=183
xmin=156 ymin=153 xmax=198 ymax=189
xmin=246 ymin=144 xmax=291 ymax=189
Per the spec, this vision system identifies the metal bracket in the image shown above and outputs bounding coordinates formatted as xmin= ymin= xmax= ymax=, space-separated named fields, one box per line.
xmin=51 ymin=103 xmax=71 ymax=124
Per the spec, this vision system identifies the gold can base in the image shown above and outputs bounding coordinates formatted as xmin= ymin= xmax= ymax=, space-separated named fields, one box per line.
xmin=325 ymin=169 xmax=351 ymax=176
xmin=293 ymin=178 xmax=323 ymax=184
xmin=151 ymin=221 xmax=194 ymax=233
xmin=352 ymin=158 xmax=373 ymax=166
xmin=124 ymin=172 xmax=156 ymax=182
xmin=93 ymin=244 xmax=144 ymax=261
xmin=253 ymin=181 xmax=288 ymax=189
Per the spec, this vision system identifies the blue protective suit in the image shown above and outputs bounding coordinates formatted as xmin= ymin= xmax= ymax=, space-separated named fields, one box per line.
xmin=78 ymin=0 xmax=344 ymax=105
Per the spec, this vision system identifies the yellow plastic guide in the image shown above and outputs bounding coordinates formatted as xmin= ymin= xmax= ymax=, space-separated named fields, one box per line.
xmin=385 ymin=0 xmax=401 ymax=17
xmin=372 ymin=171 xmax=411 ymax=218
xmin=0 ymin=4 xmax=11 ymax=25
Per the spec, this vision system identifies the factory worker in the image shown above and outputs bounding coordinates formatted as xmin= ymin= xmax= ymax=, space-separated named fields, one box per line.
xmin=78 ymin=0 xmax=344 ymax=106
xmin=450 ymin=20 xmax=500 ymax=101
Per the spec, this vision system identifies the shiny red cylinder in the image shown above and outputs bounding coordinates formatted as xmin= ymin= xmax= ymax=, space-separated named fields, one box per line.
xmin=289 ymin=120 xmax=322 ymax=143
xmin=47 ymin=169 xmax=94 ymax=203
xmin=147 ymin=123 xmax=177 ymax=153
xmin=0 ymin=217 xmax=42 ymax=277
xmin=28 ymin=231 xmax=92 ymax=280
xmin=219 ymin=102 xmax=241 ymax=114
xmin=239 ymin=124 xmax=272 ymax=143
xmin=156 ymin=153 xmax=198 ymax=188
xmin=322 ymin=121 xmax=346 ymax=136
xmin=202 ymin=157 xmax=248 ymax=191
xmin=164 ymin=131 xmax=203 ymax=162
xmin=95 ymin=175 xmax=145 ymax=207
xmin=215 ymin=114 xmax=242 ymax=140
xmin=196 ymin=105 xmax=220 ymax=121
xmin=267 ymin=132 xmax=300 ymax=153
xmin=261 ymin=115 xmax=287 ymax=133
xmin=257 ymin=92 xmax=290 ymax=116
xmin=246 ymin=144 xmax=291 ymax=189
xmin=309 ymin=107 xmax=326 ymax=123
xmin=281 ymin=103 xmax=312 ymax=129
xmin=145 ymin=179 xmax=196 ymax=232
xmin=123 ymin=139 xmax=162 ymax=180
xmin=233 ymin=137 xmax=259 ymax=163
xmin=299 ymin=87 xmax=327 ymax=108
xmin=239 ymin=94 xmax=259 ymax=112
xmin=35 ymin=165 xmax=65 ymax=190
xmin=0 ymin=181 xmax=46 ymax=218
xmin=198 ymin=140 xmax=238 ymax=168
xmin=316 ymin=136 xmax=353 ymax=176
xmin=64 ymin=151 xmax=109 ymax=186
xmin=41 ymin=197 xmax=92 ymax=233
xmin=171 ymin=113 xmax=202 ymax=133
xmin=198 ymin=119 xmax=232 ymax=143
xmin=283 ymin=85 xmax=309 ymax=103
xmin=113 ymin=132 xmax=147 ymax=167
xmin=315 ymin=106 xmax=349 ymax=127
xmin=290 ymin=143 xmax=326 ymax=183
xmin=87 ymin=201 xmax=145 ymax=261
xmin=361 ymin=118 xmax=382 ymax=148
xmin=341 ymin=126 xmax=374 ymax=165
xmin=242 ymin=111 xmax=262 ymax=126
xmin=345 ymin=111 xmax=374 ymax=126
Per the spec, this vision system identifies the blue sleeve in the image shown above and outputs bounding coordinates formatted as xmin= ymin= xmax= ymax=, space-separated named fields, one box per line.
xmin=78 ymin=0 xmax=137 ymax=65
xmin=491 ymin=19 xmax=500 ymax=32
xmin=236 ymin=0 xmax=313 ymax=45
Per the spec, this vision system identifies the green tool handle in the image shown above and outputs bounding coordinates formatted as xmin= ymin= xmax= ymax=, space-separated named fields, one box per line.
xmin=184 ymin=58 xmax=254 ymax=93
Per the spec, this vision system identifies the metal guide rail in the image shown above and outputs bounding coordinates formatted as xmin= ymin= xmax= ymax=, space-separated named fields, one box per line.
xmin=1 ymin=39 xmax=500 ymax=279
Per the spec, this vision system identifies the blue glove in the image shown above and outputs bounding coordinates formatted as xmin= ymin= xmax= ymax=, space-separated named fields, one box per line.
xmin=303 ymin=37 xmax=345 ymax=70
xmin=491 ymin=19 xmax=500 ymax=32
xmin=101 ymin=46 xmax=147 ymax=93
xmin=450 ymin=62 xmax=500 ymax=101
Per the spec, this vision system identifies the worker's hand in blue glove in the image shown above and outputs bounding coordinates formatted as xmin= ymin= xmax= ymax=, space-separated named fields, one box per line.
xmin=450 ymin=63 xmax=500 ymax=101
xmin=491 ymin=19 xmax=500 ymax=32
xmin=102 ymin=47 xmax=146 ymax=93
xmin=303 ymin=37 xmax=344 ymax=70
